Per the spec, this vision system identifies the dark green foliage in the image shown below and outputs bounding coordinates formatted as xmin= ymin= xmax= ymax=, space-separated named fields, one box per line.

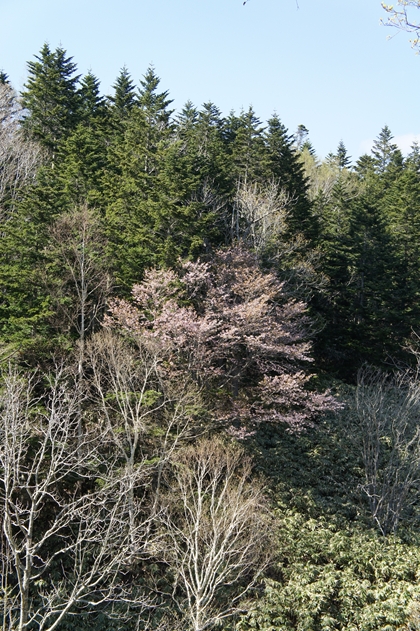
xmin=372 ymin=125 xmax=402 ymax=175
xmin=79 ymin=71 xmax=107 ymax=123
xmin=336 ymin=139 xmax=351 ymax=168
xmin=226 ymin=107 xmax=266 ymax=184
xmin=109 ymin=66 xmax=136 ymax=115
xmin=265 ymin=114 xmax=316 ymax=242
xmin=21 ymin=44 xmax=81 ymax=153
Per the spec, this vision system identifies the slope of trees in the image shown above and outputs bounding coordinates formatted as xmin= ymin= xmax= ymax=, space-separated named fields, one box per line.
xmin=1 ymin=45 xmax=420 ymax=631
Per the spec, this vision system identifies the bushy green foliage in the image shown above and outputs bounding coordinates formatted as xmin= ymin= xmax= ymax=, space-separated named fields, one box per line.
xmin=238 ymin=514 xmax=420 ymax=631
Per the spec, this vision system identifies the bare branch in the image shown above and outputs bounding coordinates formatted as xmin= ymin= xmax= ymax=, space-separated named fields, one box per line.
xmin=382 ymin=1 xmax=420 ymax=49
xmin=0 ymin=365 xmax=155 ymax=631
xmin=157 ymin=438 xmax=273 ymax=631
xmin=355 ymin=365 xmax=420 ymax=535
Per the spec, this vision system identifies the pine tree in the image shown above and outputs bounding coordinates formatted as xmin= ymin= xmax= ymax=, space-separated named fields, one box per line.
xmin=0 ymin=70 xmax=9 ymax=85
xmin=21 ymin=44 xmax=81 ymax=154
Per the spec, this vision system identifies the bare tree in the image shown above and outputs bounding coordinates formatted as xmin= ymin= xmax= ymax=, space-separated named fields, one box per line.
xmin=231 ymin=180 xmax=290 ymax=253
xmin=48 ymin=205 xmax=111 ymax=356
xmin=158 ymin=438 xmax=272 ymax=631
xmin=0 ymin=365 xmax=153 ymax=631
xmin=0 ymin=84 xmax=42 ymax=219
xmin=85 ymin=330 xmax=202 ymax=535
xmin=355 ymin=366 xmax=420 ymax=535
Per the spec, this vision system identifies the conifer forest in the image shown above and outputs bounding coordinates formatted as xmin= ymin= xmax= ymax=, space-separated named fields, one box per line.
xmin=4 ymin=43 xmax=420 ymax=631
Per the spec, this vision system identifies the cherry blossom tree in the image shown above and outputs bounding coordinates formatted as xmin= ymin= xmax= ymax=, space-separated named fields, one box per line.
xmin=106 ymin=246 xmax=336 ymax=436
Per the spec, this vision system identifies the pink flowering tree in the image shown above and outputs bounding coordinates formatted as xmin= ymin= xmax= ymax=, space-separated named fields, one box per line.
xmin=106 ymin=246 xmax=336 ymax=436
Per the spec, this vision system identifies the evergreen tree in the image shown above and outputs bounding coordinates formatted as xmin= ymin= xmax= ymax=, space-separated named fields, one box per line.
xmin=336 ymin=140 xmax=352 ymax=168
xmin=405 ymin=141 xmax=420 ymax=174
xmin=175 ymin=100 xmax=198 ymax=134
xmin=21 ymin=44 xmax=81 ymax=154
xmin=381 ymin=166 xmax=420 ymax=339
xmin=0 ymin=70 xmax=9 ymax=85
xmin=226 ymin=107 xmax=266 ymax=184
xmin=79 ymin=71 xmax=106 ymax=123
xmin=265 ymin=114 xmax=315 ymax=241
xmin=108 ymin=66 xmax=136 ymax=115
xmin=138 ymin=65 xmax=173 ymax=128
xmin=371 ymin=125 xmax=402 ymax=175
xmin=137 ymin=66 xmax=174 ymax=178
xmin=354 ymin=154 xmax=376 ymax=180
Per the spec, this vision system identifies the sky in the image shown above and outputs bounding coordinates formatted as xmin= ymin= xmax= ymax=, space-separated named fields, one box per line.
xmin=0 ymin=0 xmax=419 ymax=161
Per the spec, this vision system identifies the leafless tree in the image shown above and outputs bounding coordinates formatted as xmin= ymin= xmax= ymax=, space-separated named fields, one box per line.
xmin=158 ymin=438 xmax=272 ymax=631
xmin=0 ymin=365 xmax=154 ymax=631
xmin=355 ymin=365 xmax=420 ymax=535
xmin=48 ymin=205 xmax=111 ymax=357
xmin=0 ymin=84 xmax=42 ymax=219
xmin=86 ymin=329 xmax=203 ymax=530
xmin=231 ymin=180 xmax=290 ymax=253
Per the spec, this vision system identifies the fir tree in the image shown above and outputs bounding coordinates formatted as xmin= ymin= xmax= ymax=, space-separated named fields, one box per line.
xmin=138 ymin=66 xmax=174 ymax=178
xmin=336 ymin=140 xmax=352 ymax=169
xmin=138 ymin=66 xmax=173 ymax=128
xmin=226 ymin=107 xmax=266 ymax=184
xmin=406 ymin=141 xmax=420 ymax=174
xmin=21 ymin=44 xmax=81 ymax=154
xmin=109 ymin=66 xmax=136 ymax=115
xmin=79 ymin=71 xmax=106 ymax=123
xmin=372 ymin=125 xmax=402 ymax=175
xmin=265 ymin=114 xmax=315 ymax=241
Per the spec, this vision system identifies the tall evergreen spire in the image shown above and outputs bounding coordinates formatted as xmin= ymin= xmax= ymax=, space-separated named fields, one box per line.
xmin=336 ymin=140 xmax=352 ymax=169
xmin=109 ymin=66 xmax=136 ymax=114
xmin=138 ymin=65 xmax=174 ymax=127
xmin=372 ymin=126 xmax=401 ymax=174
xmin=79 ymin=71 xmax=106 ymax=122
xmin=21 ymin=44 xmax=81 ymax=153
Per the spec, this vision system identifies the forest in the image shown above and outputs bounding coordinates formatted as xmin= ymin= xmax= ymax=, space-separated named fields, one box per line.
xmin=2 ymin=42 xmax=420 ymax=630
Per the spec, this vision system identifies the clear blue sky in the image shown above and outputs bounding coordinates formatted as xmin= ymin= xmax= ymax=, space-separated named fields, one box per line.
xmin=1 ymin=0 xmax=418 ymax=161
